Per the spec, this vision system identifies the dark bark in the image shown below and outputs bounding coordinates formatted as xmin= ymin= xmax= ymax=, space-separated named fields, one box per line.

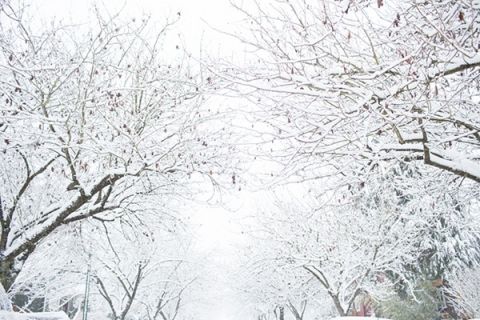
xmin=0 ymin=258 xmax=16 ymax=292
xmin=304 ymin=265 xmax=346 ymax=316
xmin=287 ymin=300 xmax=307 ymax=320
xmin=278 ymin=306 xmax=285 ymax=320
xmin=331 ymin=295 xmax=346 ymax=317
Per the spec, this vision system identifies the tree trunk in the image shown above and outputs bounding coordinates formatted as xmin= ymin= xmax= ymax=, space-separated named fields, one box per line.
xmin=278 ymin=306 xmax=285 ymax=320
xmin=0 ymin=258 xmax=17 ymax=292
xmin=287 ymin=301 xmax=304 ymax=320
xmin=331 ymin=294 xmax=346 ymax=317
xmin=0 ymin=196 xmax=18 ymax=294
xmin=0 ymin=279 xmax=12 ymax=311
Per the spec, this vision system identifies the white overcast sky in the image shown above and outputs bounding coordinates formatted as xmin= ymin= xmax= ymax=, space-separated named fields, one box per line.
xmin=34 ymin=0 xmax=241 ymax=55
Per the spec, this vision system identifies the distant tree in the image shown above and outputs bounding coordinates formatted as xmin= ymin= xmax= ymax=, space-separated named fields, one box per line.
xmin=239 ymin=161 xmax=480 ymax=317
xmin=8 ymin=211 xmax=201 ymax=319
xmin=91 ymin=225 xmax=197 ymax=320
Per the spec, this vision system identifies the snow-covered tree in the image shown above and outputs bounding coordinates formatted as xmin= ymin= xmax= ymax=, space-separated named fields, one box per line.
xmin=212 ymin=1 xmax=480 ymax=315
xmin=8 ymin=208 xmax=202 ymax=320
xmin=237 ymin=254 xmax=321 ymax=320
xmin=219 ymin=0 xmax=480 ymax=185
xmin=0 ymin=1 xmax=229 ymax=295
xmin=90 ymin=224 xmax=198 ymax=320
xmin=238 ymin=160 xmax=480 ymax=317
xmin=447 ymin=267 xmax=480 ymax=318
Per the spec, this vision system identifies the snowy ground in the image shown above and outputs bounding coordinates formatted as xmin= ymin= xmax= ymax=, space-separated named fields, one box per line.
xmin=0 ymin=312 xmax=69 ymax=320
